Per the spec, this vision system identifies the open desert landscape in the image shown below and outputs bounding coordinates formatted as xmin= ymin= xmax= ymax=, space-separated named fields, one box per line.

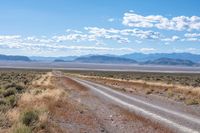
xmin=1 ymin=0 xmax=200 ymax=132
xmin=0 ymin=68 xmax=199 ymax=133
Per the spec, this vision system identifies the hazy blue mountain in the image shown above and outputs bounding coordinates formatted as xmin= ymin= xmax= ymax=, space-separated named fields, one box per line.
xmin=121 ymin=53 xmax=200 ymax=62
xmin=30 ymin=56 xmax=78 ymax=61
xmin=53 ymin=59 xmax=66 ymax=62
xmin=74 ymin=55 xmax=137 ymax=64
xmin=0 ymin=54 xmax=30 ymax=61
xmin=144 ymin=58 xmax=197 ymax=66
xmin=28 ymin=52 xmax=200 ymax=66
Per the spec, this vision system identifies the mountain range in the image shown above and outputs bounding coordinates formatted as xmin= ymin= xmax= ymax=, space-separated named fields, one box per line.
xmin=0 ymin=53 xmax=200 ymax=67
xmin=143 ymin=57 xmax=197 ymax=66
xmin=74 ymin=55 xmax=137 ymax=64
xmin=122 ymin=52 xmax=200 ymax=63
xmin=0 ymin=54 xmax=30 ymax=61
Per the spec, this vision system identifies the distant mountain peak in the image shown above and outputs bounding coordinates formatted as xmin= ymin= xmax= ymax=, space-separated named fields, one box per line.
xmin=0 ymin=54 xmax=30 ymax=61
xmin=74 ymin=55 xmax=137 ymax=64
xmin=144 ymin=57 xmax=197 ymax=66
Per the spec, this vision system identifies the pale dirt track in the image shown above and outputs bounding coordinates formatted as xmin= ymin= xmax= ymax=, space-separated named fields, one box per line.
xmin=53 ymin=71 xmax=173 ymax=133
xmin=70 ymin=77 xmax=200 ymax=133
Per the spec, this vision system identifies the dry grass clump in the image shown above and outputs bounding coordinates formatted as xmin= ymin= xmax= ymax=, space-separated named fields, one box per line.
xmin=185 ymin=99 xmax=200 ymax=105
xmin=12 ymin=123 xmax=31 ymax=133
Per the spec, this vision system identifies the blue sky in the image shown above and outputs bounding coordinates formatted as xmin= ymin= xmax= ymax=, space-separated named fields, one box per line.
xmin=0 ymin=0 xmax=200 ymax=56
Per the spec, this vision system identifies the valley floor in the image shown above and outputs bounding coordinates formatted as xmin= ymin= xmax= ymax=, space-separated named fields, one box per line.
xmin=1 ymin=70 xmax=200 ymax=133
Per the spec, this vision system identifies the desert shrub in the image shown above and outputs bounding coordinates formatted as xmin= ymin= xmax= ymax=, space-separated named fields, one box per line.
xmin=15 ymin=85 xmax=25 ymax=93
xmin=13 ymin=124 xmax=32 ymax=133
xmin=0 ymin=112 xmax=11 ymax=128
xmin=21 ymin=110 xmax=39 ymax=126
xmin=145 ymin=89 xmax=153 ymax=95
xmin=167 ymin=91 xmax=174 ymax=98
xmin=6 ymin=95 xmax=17 ymax=107
xmin=0 ymin=104 xmax=9 ymax=112
xmin=0 ymin=98 xmax=6 ymax=105
xmin=0 ymin=88 xmax=4 ymax=95
xmin=3 ymin=87 xmax=16 ymax=97
xmin=0 ymin=98 xmax=9 ymax=112
xmin=185 ymin=99 xmax=199 ymax=105
xmin=4 ymin=83 xmax=14 ymax=89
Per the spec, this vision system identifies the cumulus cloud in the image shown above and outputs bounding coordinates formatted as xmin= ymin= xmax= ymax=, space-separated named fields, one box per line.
xmin=53 ymin=27 xmax=164 ymax=45
xmin=0 ymin=33 xmax=134 ymax=55
xmin=0 ymin=35 xmax=21 ymax=40
xmin=53 ymin=34 xmax=88 ymax=42
xmin=161 ymin=35 xmax=180 ymax=42
xmin=54 ymin=27 xmax=131 ymax=44
xmin=85 ymin=27 xmax=161 ymax=41
xmin=182 ymin=33 xmax=200 ymax=42
xmin=184 ymin=33 xmax=200 ymax=38
xmin=85 ymin=27 xmax=120 ymax=35
xmin=0 ymin=35 xmax=22 ymax=49
xmin=140 ymin=48 xmax=156 ymax=53
xmin=120 ymin=29 xmax=160 ymax=39
xmin=123 ymin=12 xmax=200 ymax=31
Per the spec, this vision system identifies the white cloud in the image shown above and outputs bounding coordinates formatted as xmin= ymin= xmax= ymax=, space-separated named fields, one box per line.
xmin=0 ymin=33 xmax=133 ymax=55
xmin=123 ymin=12 xmax=200 ymax=31
xmin=184 ymin=37 xmax=199 ymax=42
xmin=53 ymin=34 xmax=88 ymax=42
xmin=0 ymin=35 xmax=21 ymax=40
xmin=140 ymin=48 xmax=156 ymax=53
xmin=184 ymin=33 xmax=200 ymax=38
xmin=182 ymin=33 xmax=200 ymax=42
xmin=53 ymin=27 xmax=162 ymax=45
xmin=85 ymin=27 xmax=120 ymax=35
xmin=66 ymin=29 xmax=83 ymax=34
xmin=120 ymin=29 xmax=160 ymax=39
xmin=108 ymin=18 xmax=115 ymax=22
xmin=161 ymin=35 xmax=180 ymax=42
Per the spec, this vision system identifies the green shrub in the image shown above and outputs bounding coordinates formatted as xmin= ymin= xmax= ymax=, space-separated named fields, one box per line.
xmin=0 ymin=104 xmax=9 ymax=112
xmin=3 ymin=87 xmax=16 ymax=97
xmin=0 ymin=98 xmax=6 ymax=105
xmin=13 ymin=124 xmax=32 ymax=133
xmin=185 ymin=99 xmax=199 ymax=105
xmin=21 ymin=110 xmax=39 ymax=126
xmin=167 ymin=91 xmax=174 ymax=98
xmin=4 ymin=83 xmax=14 ymax=89
xmin=0 ymin=88 xmax=4 ymax=95
xmin=6 ymin=95 xmax=17 ymax=107
xmin=15 ymin=85 xmax=25 ymax=93
xmin=33 ymin=89 xmax=42 ymax=95
xmin=145 ymin=89 xmax=153 ymax=95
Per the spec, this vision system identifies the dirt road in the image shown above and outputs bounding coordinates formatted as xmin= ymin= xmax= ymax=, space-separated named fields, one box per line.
xmin=71 ymin=78 xmax=200 ymax=133
xmin=52 ymin=71 xmax=200 ymax=133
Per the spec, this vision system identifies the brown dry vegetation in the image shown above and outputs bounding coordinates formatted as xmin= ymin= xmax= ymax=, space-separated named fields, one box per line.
xmin=0 ymin=70 xmax=190 ymax=132
xmin=0 ymin=70 xmax=69 ymax=133
xmin=0 ymin=70 xmax=108 ymax=133
xmin=65 ymin=71 xmax=200 ymax=105
xmin=0 ymin=70 xmax=44 ymax=132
